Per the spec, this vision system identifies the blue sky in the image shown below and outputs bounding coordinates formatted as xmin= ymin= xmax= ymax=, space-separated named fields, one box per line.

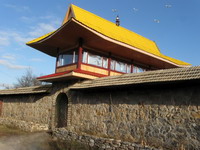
xmin=0 ymin=0 xmax=200 ymax=88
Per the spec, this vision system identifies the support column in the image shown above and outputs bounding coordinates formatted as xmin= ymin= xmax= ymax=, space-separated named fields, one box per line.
xmin=131 ymin=60 xmax=134 ymax=73
xmin=55 ymin=48 xmax=59 ymax=73
xmin=108 ymin=52 xmax=111 ymax=76
xmin=77 ymin=38 xmax=83 ymax=70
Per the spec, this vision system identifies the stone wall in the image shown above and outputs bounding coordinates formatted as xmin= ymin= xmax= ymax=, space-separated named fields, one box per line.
xmin=0 ymin=82 xmax=73 ymax=131
xmin=69 ymin=83 xmax=200 ymax=149
xmin=0 ymin=94 xmax=52 ymax=131
xmin=0 ymin=118 xmax=48 ymax=132
xmin=0 ymin=82 xmax=200 ymax=149
xmin=53 ymin=128 xmax=157 ymax=150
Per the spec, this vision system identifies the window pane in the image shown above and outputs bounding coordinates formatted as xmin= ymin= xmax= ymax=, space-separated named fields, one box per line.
xmin=82 ymin=51 xmax=88 ymax=63
xmin=127 ymin=64 xmax=131 ymax=73
xmin=103 ymin=57 xmax=108 ymax=68
xmin=63 ymin=52 xmax=73 ymax=65
xmin=73 ymin=51 xmax=78 ymax=63
xmin=58 ymin=55 xmax=63 ymax=66
xmin=111 ymin=60 xmax=115 ymax=70
xmin=115 ymin=61 xmax=126 ymax=73
xmin=133 ymin=66 xmax=145 ymax=73
xmin=57 ymin=50 xmax=78 ymax=66
xmin=133 ymin=66 xmax=138 ymax=73
xmin=138 ymin=67 xmax=145 ymax=73
xmin=88 ymin=53 xmax=102 ymax=67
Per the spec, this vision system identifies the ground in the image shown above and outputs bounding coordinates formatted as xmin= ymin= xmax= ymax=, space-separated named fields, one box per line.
xmin=0 ymin=125 xmax=91 ymax=150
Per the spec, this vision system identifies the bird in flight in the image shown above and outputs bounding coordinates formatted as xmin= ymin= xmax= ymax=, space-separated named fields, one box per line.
xmin=133 ymin=8 xmax=139 ymax=13
xmin=112 ymin=9 xmax=117 ymax=12
xmin=165 ymin=4 xmax=172 ymax=8
xmin=154 ymin=19 xmax=160 ymax=23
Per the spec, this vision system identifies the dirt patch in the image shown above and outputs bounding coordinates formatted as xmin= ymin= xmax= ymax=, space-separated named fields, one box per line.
xmin=0 ymin=125 xmax=90 ymax=150
xmin=0 ymin=125 xmax=27 ymax=137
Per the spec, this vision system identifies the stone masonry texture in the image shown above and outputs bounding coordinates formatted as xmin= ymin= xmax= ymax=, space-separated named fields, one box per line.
xmin=53 ymin=128 xmax=158 ymax=150
xmin=0 ymin=82 xmax=200 ymax=149
xmin=0 ymin=94 xmax=51 ymax=131
xmin=69 ymin=83 xmax=200 ymax=149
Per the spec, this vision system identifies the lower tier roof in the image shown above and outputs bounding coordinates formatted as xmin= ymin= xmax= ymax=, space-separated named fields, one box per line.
xmin=70 ymin=66 xmax=200 ymax=89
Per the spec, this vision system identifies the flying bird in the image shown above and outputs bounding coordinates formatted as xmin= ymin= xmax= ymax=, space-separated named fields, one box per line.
xmin=112 ymin=9 xmax=117 ymax=13
xmin=165 ymin=4 xmax=172 ymax=8
xmin=154 ymin=19 xmax=160 ymax=23
xmin=133 ymin=8 xmax=139 ymax=13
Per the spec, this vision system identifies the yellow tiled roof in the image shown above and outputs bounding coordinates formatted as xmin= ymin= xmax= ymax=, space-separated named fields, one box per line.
xmin=27 ymin=4 xmax=190 ymax=66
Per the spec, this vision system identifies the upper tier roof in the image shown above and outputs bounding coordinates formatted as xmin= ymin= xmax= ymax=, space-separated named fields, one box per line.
xmin=27 ymin=4 xmax=190 ymax=67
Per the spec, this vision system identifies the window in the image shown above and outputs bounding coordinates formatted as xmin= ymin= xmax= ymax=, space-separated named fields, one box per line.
xmin=116 ymin=61 xmax=124 ymax=72
xmin=88 ymin=53 xmax=102 ymax=67
xmin=111 ymin=59 xmax=131 ymax=73
xmin=58 ymin=55 xmax=63 ymax=67
xmin=82 ymin=51 xmax=88 ymax=63
xmin=110 ymin=60 xmax=115 ymax=70
xmin=57 ymin=50 xmax=78 ymax=67
xmin=133 ymin=65 xmax=146 ymax=73
xmin=81 ymin=50 xmax=147 ymax=74
xmin=127 ymin=65 xmax=131 ymax=73
xmin=103 ymin=57 xmax=108 ymax=68
xmin=82 ymin=51 xmax=108 ymax=69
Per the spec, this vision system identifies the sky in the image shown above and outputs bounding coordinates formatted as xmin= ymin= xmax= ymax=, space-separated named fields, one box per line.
xmin=0 ymin=0 xmax=200 ymax=88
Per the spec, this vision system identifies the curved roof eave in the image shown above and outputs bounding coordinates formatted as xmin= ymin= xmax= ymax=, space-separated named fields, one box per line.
xmin=26 ymin=18 xmax=190 ymax=67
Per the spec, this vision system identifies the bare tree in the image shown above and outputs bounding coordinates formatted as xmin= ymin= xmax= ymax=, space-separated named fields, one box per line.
xmin=14 ymin=69 xmax=42 ymax=88
xmin=0 ymin=83 xmax=13 ymax=89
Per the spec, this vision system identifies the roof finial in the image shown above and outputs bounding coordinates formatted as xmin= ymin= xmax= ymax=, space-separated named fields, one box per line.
xmin=116 ymin=15 xmax=120 ymax=26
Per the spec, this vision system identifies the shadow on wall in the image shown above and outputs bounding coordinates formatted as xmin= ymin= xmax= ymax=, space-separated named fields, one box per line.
xmin=0 ymin=94 xmax=47 ymax=103
xmin=71 ymin=83 xmax=200 ymax=106
xmin=55 ymin=93 xmax=68 ymax=128
xmin=69 ymin=82 xmax=200 ymax=149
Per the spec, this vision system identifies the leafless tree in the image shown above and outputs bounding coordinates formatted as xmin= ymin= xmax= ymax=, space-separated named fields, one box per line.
xmin=14 ymin=69 xmax=42 ymax=88
xmin=0 ymin=84 xmax=12 ymax=89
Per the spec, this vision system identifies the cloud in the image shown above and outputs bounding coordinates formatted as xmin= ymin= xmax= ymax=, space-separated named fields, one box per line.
xmin=0 ymin=31 xmax=10 ymax=46
xmin=30 ymin=58 xmax=44 ymax=62
xmin=0 ymin=14 xmax=61 ymax=48
xmin=0 ymin=30 xmax=33 ymax=47
xmin=4 ymin=4 xmax=30 ymax=12
xmin=0 ymin=59 xmax=29 ymax=70
xmin=39 ymin=15 xmax=55 ymax=20
xmin=0 ymin=37 xmax=10 ymax=46
xmin=2 ymin=54 xmax=16 ymax=60
xmin=20 ymin=15 xmax=61 ymax=24
xmin=12 ymin=33 xmax=32 ymax=43
xmin=20 ymin=16 xmax=35 ymax=23
xmin=29 ymin=15 xmax=61 ymax=36
xmin=28 ymin=23 xmax=58 ymax=37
